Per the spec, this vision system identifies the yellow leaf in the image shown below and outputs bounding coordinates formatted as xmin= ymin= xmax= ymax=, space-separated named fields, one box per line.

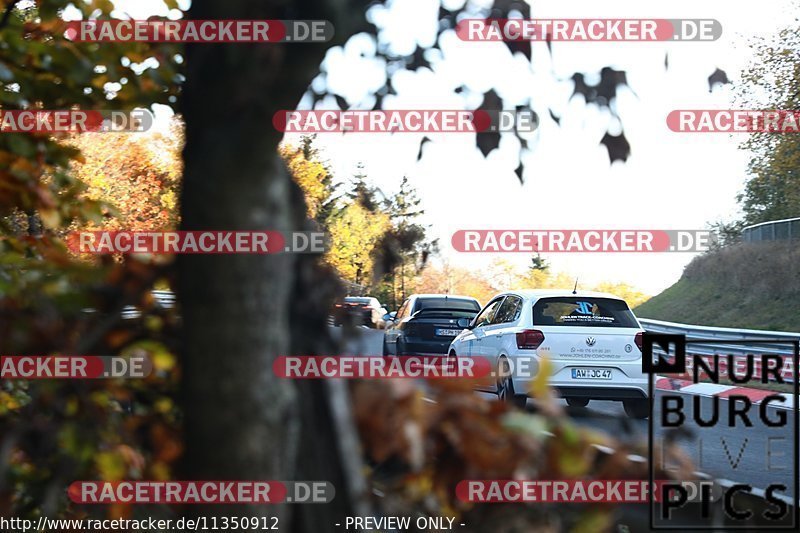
xmin=152 ymin=350 xmax=176 ymax=372
xmin=150 ymin=461 xmax=171 ymax=481
xmin=96 ymin=451 xmax=127 ymax=481
xmin=66 ymin=396 xmax=79 ymax=416
xmin=0 ymin=392 xmax=20 ymax=411
xmin=39 ymin=209 xmax=61 ymax=229
xmin=529 ymin=355 xmax=552 ymax=399
xmin=155 ymin=397 xmax=173 ymax=414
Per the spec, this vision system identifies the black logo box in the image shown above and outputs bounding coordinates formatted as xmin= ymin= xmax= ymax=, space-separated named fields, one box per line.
xmin=643 ymin=333 xmax=799 ymax=530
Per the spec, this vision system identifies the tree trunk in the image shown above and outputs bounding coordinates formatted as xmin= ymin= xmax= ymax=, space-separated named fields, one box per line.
xmin=179 ymin=0 xmax=372 ymax=528
xmin=26 ymin=211 xmax=41 ymax=237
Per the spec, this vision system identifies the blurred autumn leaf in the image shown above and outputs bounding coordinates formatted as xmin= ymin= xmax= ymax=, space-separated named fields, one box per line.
xmin=352 ymin=378 xmax=674 ymax=532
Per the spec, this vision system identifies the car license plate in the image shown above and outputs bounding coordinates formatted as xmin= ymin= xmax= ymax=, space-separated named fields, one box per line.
xmin=436 ymin=328 xmax=460 ymax=337
xmin=571 ymin=368 xmax=612 ymax=379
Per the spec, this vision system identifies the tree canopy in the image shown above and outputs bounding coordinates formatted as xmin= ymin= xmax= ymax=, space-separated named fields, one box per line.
xmin=736 ymin=24 xmax=800 ymax=225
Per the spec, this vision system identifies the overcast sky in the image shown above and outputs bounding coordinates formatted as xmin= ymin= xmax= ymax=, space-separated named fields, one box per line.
xmin=108 ymin=0 xmax=797 ymax=294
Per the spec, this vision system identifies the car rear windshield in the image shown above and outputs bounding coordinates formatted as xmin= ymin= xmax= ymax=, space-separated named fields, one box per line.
xmin=415 ymin=298 xmax=480 ymax=312
xmin=532 ymin=297 xmax=639 ymax=328
xmin=413 ymin=307 xmax=477 ymax=319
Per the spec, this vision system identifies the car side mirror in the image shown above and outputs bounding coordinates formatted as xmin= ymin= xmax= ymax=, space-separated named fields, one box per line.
xmin=456 ymin=317 xmax=472 ymax=329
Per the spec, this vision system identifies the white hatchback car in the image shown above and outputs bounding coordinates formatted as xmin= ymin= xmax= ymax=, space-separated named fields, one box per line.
xmin=447 ymin=290 xmax=648 ymax=418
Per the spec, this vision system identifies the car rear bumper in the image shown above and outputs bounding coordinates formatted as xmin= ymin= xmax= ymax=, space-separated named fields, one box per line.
xmin=554 ymin=385 xmax=647 ymax=400
xmin=400 ymin=338 xmax=455 ymax=356
xmin=512 ymin=357 xmax=648 ymax=400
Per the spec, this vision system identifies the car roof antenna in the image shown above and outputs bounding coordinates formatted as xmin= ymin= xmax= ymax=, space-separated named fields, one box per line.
xmin=572 ymin=278 xmax=579 ymax=295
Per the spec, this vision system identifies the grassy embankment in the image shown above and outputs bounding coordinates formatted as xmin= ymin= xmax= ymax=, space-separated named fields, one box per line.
xmin=635 ymin=241 xmax=800 ymax=392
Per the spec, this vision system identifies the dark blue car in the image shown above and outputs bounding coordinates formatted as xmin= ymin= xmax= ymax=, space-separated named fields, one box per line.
xmin=382 ymin=294 xmax=481 ymax=356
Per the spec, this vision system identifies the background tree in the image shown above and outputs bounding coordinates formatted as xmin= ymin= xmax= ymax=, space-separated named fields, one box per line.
xmin=0 ymin=0 xmax=182 ymax=521
xmin=736 ymin=21 xmax=800 ymax=225
xmin=0 ymin=0 xmax=181 ymax=235
xmin=68 ymin=123 xmax=183 ymax=234
xmin=530 ymin=252 xmax=549 ymax=272
xmin=376 ymin=176 xmax=438 ymax=308
xmin=413 ymin=261 xmax=496 ymax=305
xmin=345 ymin=164 xmax=381 ymax=212
xmin=326 ymin=201 xmax=390 ymax=287
xmin=279 ymin=135 xmax=339 ymax=225
xmin=414 ymin=259 xmax=650 ymax=308
xmin=280 ymin=142 xmax=436 ymax=299
xmin=591 ymin=281 xmax=650 ymax=308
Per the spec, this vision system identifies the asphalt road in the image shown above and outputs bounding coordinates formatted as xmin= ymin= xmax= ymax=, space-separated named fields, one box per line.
xmin=338 ymin=326 xmax=797 ymax=498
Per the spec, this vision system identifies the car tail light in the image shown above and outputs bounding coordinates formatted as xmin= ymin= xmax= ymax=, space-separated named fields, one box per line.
xmin=634 ymin=332 xmax=643 ymax=351
xmin=362 ymin=305 xmax=371 ymax=309
xmin=516 ymin=329 xmax=545 ymax=350
xmin=334 ymin=304 xmax=342 ymax=308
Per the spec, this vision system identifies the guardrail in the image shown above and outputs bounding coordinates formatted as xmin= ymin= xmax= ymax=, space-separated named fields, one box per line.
xmin=639 ymin=317 xmax=799 ymax=380
xmin=741 ymin=216 xmax=800 ymax=243
xmin=639 ymin=318 xmax=800 ymax=352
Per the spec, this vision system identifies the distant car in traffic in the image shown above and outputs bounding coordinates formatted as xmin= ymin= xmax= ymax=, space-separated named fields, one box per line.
xmin=83 ymin=289 xmax=177 ymax=321
xmin=447 ymin=290 xmax=648 ymax=418
xmin=333 ymin=296 xmax=388 ymax=328
xmin=383 ymin=294 xmax=481 ymax=356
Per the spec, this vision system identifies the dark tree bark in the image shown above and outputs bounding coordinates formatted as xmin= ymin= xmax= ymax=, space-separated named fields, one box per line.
xmin=26 ymin=211 xmax=41 ymax=237
xmin=179 ymin=0 xmax=371 ymax=529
